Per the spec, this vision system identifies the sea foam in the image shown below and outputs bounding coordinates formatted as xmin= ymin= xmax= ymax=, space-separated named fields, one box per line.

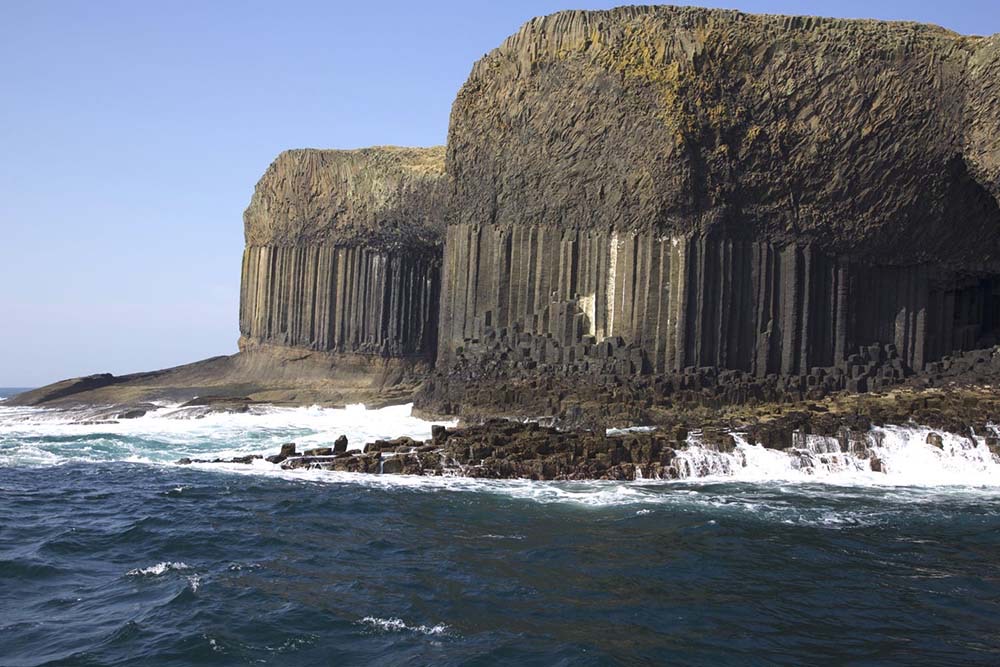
xmin=358 ymin=616 xmax=451 ymax=636
xmin=2 ymin=403 xmax=999 ymax=503
xmin=127 ymin=562 xmax=191 ymax=577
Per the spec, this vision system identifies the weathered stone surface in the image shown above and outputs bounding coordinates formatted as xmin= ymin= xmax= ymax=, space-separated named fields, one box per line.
xmin=448 ymin=7 xmax=999 ymax=266
xmin=418 ymin=343 xmax=1000 ymax=432
xmin=265 ymin=442 xmax=299 ymax=464
xmin=245 ymin=146 xmax=448 ymax=250
xmin=303 ymin=447 xmax=333 ymax=457
xmin=177 ymin=454 xmax=262 ymax=465
xmin=8 ymin=374 xmax=119 ymax=407
xmin=966 ymin=35 xmax=1000 ymax=204
xmin=7 ymin=344 xmax=433 ymax=410
xmin=428 ymin=7 xmax=1000 ymax=420
xmin=239 ymin=147 xmax=447 ymax=360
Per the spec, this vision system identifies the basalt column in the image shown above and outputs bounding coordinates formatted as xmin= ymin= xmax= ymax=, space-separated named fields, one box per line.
xmin=440 ymin=6 xmax=1000 ymax=381
xmin=438 ymin=226 xmax=1000 ymax=377
xmin=241 ymin=146 xmax=448 ymax=363
xmin=240 ymin=245 xmax=439 ymax=357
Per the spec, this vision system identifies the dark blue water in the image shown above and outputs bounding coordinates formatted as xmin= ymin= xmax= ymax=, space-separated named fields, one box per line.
xmin=2 ymin=460 xmax=1000 ymax=666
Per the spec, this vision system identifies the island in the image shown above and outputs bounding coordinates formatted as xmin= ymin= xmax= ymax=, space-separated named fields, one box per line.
xmin=13 ymin=6 xmax=1000 ymax=480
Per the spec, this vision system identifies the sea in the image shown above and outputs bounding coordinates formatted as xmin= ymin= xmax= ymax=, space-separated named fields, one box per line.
xmin=1 ymin=387 xmax=999 ymax=666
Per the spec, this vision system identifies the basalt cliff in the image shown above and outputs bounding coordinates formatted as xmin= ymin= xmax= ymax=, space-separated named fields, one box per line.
xmin=13 ymin=7 xmax=1000 ymax=446
xmin=422 ymin=6 xmax=1000 ymax=426
xmin=11 ymin=146 xmax=448 ymax=410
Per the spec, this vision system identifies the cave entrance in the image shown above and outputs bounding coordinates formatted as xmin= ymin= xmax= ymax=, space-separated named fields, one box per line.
xmin=926 ymin=275 xmax=1000 ymax=361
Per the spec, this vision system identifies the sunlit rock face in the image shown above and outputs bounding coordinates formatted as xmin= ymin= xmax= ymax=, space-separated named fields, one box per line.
xmin=438 ymin=6 xmax=1000 ymax=377
xmin=240 ymin=146 xmax=447 ymax=359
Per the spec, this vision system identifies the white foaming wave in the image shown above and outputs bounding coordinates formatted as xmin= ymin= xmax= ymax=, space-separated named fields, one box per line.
xmin=3 ymin=400 xmax=1000 ymax=506
xmin=673 ymin=426 xmax=1000 ymax=488
xmin=127 ymin=561 xmax=191 ymax=577
xmin=190 ymin=459 xmax=671 ymax=505
xmin=0 ymin=402 xmax=455 ymax=467
xmin=177 ymin=423 xmax=1000 ymax=518
xmin=358 ymin=616 xmax=451 ymax=636
xmin=606 ymin=426 xmax=656 ymax=436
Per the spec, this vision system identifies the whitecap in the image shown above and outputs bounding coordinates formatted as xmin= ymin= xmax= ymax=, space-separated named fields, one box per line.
xmin=358 ymin=616 xmax=450 ymax=636
xmin=126 ymin=561 xmax=191 ymax=577
xmin=0 ymin=402 xmax=454 ymax=467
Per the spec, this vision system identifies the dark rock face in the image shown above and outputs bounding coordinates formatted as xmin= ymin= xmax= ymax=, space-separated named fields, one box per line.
xmin=448 ymin=7 xmax=999 ymax=263
xmin=14 ymin=8 xmax=1000 ymax=427
xmin=240 ymin=245 xmax=440 ymax=357
xmin=240 ymin=147 xmax=446 ymax=360
xmin=428 ymin=7 xmax=1000 ymax=420
xmin=437 ymin=230 xmax=998 ymax=376
xmin=966 ymin=35 xmax=1000 ymax=204
xmin=244 ymin=147 xmax=449 ymax=250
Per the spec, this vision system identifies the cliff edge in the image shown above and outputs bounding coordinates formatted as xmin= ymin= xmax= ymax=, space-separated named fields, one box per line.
xmin=448 ymin=6 xmax=999 ymax=267
xmin=426 ymin=6 xmax=1000 ymax=425
xmin=244 ymin=146 xmax=447 ymax=250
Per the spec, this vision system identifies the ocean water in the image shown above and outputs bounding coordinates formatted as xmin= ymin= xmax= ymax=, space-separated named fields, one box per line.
xmin=1 ymin=393 xmax=1000 ymax=665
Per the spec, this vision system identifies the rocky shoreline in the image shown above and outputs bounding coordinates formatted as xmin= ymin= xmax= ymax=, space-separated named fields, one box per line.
xmin=177 ymin=378 xmax=1000 ymax=481
xmin=11 ymin=7 xmax=1000 ymax=485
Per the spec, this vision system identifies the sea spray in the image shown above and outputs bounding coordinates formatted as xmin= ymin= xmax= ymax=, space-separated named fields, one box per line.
xmin=1 ymin=402 xmax=998 ymax=491
xmin=672 ymin=426 xmax=1000 ymax=486
xmin=0 ymin=402 xmax=456 ymax=467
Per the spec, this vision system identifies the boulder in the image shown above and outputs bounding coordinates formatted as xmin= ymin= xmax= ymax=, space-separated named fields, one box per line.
xmin=303 ymin=447 xmax=332 ymax=456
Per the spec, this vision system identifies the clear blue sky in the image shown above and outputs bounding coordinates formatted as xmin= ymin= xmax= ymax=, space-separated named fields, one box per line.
xmin=2 ymin=1 xmax=997 ymax=387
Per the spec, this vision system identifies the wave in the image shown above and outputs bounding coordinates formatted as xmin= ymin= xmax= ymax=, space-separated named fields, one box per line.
xmin=2 ymin=402 xmax=999 ymax=499
xmin=126 ymin=561 xmax=191 ymax=577
xmin=0 ymin=402 xmax=456 ymax=466
xmin=358 ymin=616 xmax=451 ymax=636
xmin=672 ymin=425 xmax=1000 ymax=487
